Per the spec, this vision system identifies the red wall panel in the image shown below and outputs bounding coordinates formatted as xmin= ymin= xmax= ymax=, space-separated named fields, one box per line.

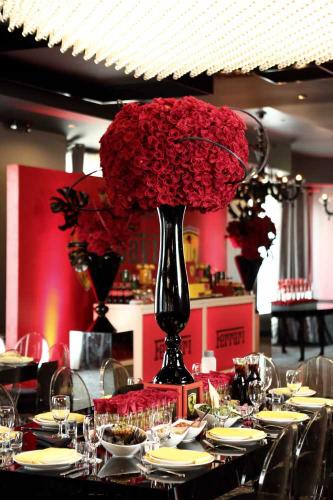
xmin=206 ymin=303 xmax=253 ymax=371
xmin=142 ymin=308 xmax=203 ymax=382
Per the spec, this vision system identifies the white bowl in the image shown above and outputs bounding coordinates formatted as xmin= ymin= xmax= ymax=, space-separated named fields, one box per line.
xmin=100 ymin=425 xmax=147 ymax=457
xmin=172 ymin=418 xmax=207 ymax=442
xmin=194 ymin=404 xmax=228 ymax=428
xmin=152 ymin=424 xmax=187 ymax=447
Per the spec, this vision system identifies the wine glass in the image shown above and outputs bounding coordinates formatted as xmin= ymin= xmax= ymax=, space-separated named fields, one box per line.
xmin=248 ymin=380 xmax=266 ymax=414
xmin=286 ymin=370 xmax=302 ymax=396
xmin=51 ymin=395 xmax=70 ymax=438
xmin=83 ymin=415 xmax=101 ymax=469
xmin=0 ymin=406 xmax=15 ymax=428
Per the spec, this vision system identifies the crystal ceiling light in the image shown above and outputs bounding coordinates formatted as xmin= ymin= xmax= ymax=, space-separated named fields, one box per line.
xmin=1 ymin=0 xmax=332 ymax=81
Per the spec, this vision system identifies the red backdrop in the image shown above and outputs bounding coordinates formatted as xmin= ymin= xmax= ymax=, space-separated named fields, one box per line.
xmin=6 ymin=164 xmax=227 ymax=348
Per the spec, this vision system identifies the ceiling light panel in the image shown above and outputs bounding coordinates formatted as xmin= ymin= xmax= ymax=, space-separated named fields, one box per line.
xmin=1 ymin=0 xmax=332 ymax=81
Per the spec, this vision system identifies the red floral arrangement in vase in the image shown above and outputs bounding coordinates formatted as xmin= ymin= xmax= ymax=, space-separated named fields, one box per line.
xmin=100 ymin=96 xmax=248 ymax=214
xmin=100 ymin=96 xmax=249 ymax=383
xmin=227 ymin=214 xmax=276 ymax=260
xmin=227 ymin=213 xmax=276 ymax=292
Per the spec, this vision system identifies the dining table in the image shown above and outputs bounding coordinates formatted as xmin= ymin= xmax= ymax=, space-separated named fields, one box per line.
xmin=0 ymin=422 xmax=270 ymax=499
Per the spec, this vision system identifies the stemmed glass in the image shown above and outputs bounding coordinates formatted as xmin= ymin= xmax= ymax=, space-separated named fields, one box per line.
xmin=83 ymin=415 xmax=101 ymax=473
xmin=51 ymin=395 xmax=70 ymax=438
xmin=248 ymin=380 xmax=266 ymax=415
xmin=0 ymin=406 xmax=15 ymax=428
xmin=286 ymin=370 xmax=302 ymax=396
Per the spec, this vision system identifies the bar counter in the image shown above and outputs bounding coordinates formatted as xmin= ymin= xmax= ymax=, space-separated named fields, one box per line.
xmin=105 ymin=295 xmax=256 ymax=380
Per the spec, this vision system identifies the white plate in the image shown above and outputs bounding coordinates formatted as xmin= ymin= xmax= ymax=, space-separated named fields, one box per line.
xmin=32 ymin=418 xmax=58 ymax=429
xmin=172 ymin=419 xmax=206 ymax=443
xmin=206 ymin=429 xmax=267 ymax=444
xmin=254 ymin=413 xmax=309 ymax=425
xmin=268 ymin=388 xmax=316 ymax=397
xmin=287 ymin=398 xmax=333 ymax=409
xmin=15 ymin=452 xmax=83 ymax=470
xmin=143 ymin=454 xmax=214 ymax=471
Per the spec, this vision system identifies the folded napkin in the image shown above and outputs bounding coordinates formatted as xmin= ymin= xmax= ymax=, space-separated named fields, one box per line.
xmin=208 ymin=427 xmax=264 ymax=440
xmin=289 ymin=396 xmax=333 ymax=406
xmin=146 ymin=447 xmax=211 ymax=465
xmin=15 ymin=448 xmax=81 ymax=465
xmin=34 ymin=432 xmax=71 ymax=448
xmin=35 ymin=412 xmax=85 ymax=423
xmin=256 ymin=410 xmax=307 ymax=421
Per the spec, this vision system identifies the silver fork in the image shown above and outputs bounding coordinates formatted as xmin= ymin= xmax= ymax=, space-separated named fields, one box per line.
xmin=202 ymin=439 xmax=246 ymax=452
xmin=136 ymin=462 xmax=185 ymax=478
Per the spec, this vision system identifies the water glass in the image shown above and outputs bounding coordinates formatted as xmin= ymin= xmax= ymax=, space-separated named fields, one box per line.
xmin=10 ymin=430 xmax=23 ymax=453
xmin=65 ymin=421 xmax=78 ymax=448
xmin=0 ymin=432 xmax=13 ymax=468
xmin=286 ymin=370 xmax=302 ymax=395
xmin=51 ymin=395 xmax=70 ymax=438
xmin=270 ymin=391 xmax=283 ymax=411
xmin=0 ymin=406 xmax=15 ymax=428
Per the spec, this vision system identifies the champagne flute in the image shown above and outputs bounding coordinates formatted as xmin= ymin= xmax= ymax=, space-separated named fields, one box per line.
xmin=83 ymin=415 xmax=101 ymax=471
xmin=286 ymin=370 xmax=302 ymax=396
xmin=51 ymin=395 xmax=70 ymax=438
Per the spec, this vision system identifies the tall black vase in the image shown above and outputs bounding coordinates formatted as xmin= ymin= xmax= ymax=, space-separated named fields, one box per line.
xmin=153 ymin=205 xmax=194 ymax=385
xmin=87 ymin=250 xmax=122 ymax=333
xmin=235 ymin=255 xmax=263 ymax=292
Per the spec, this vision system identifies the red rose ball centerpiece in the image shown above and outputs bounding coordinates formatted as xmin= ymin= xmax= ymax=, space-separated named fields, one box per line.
xmin=101 ymin=96 xmax=248 ymax=384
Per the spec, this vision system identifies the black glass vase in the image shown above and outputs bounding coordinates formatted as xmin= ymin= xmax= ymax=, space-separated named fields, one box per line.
xmin=69 ymin=242 xmax=122 ymax=333
xmin=153 ymin=205 xmax=194 ymax=385
xmin=235 ymin=255 xmax=263 ymax=292
xmin=87 ymin=250 xmax=122 ymax=333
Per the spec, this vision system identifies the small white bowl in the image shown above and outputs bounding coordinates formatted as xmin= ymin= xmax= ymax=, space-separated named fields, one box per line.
xmin=152 ymin=424 xmax=187 ymax=447
xmin=100 ymin=425 xmax=147 ymax=457
xmin=172 ymin=418 xmax=207 ymax=442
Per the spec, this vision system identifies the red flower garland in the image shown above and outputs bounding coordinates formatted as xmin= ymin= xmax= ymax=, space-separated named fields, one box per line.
xmin=100 ymin=96 xmax=248 ymax=214
xmin=227 ymin=215 xmax=276 ymax=260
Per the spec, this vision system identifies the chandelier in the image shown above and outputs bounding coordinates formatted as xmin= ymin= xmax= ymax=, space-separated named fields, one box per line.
xmin=1 ymin=1 xmax=332 ymax=80
xmin=230 ymin=170 xmax=304 ymax=219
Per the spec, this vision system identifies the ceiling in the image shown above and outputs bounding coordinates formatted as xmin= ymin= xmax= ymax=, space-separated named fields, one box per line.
xmin=0 ymin=21 xmax=332 ymax=164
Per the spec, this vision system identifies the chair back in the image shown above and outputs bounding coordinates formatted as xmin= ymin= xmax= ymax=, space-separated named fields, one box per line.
xmin=292 ymin=406 xmax=330 ymax=499
xmin=0 ymin=383 xmax=16 ymax=408
xmin=15 ymin=332 xmax=48 ymax=363
xmin=48 ymin=343 xmax=70 ymax=368
xmin=257 ymin=424 xmax=298 ymax=500
xmin=49 ymin=367 xmax=91 ymax=411
xmin=298 ymin=356 xmax=333 ymax=397
xmin=100 ymin=358 xmax=130 ymax=396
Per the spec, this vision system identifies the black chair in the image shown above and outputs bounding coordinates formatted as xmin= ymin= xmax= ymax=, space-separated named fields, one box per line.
xmin=292 ymin=406 xmax=330 ymax=499
xmin=220 ymin=424 xmax=298 ymax=500
xmin=16 ymin=361 xmax=58 ymax=414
